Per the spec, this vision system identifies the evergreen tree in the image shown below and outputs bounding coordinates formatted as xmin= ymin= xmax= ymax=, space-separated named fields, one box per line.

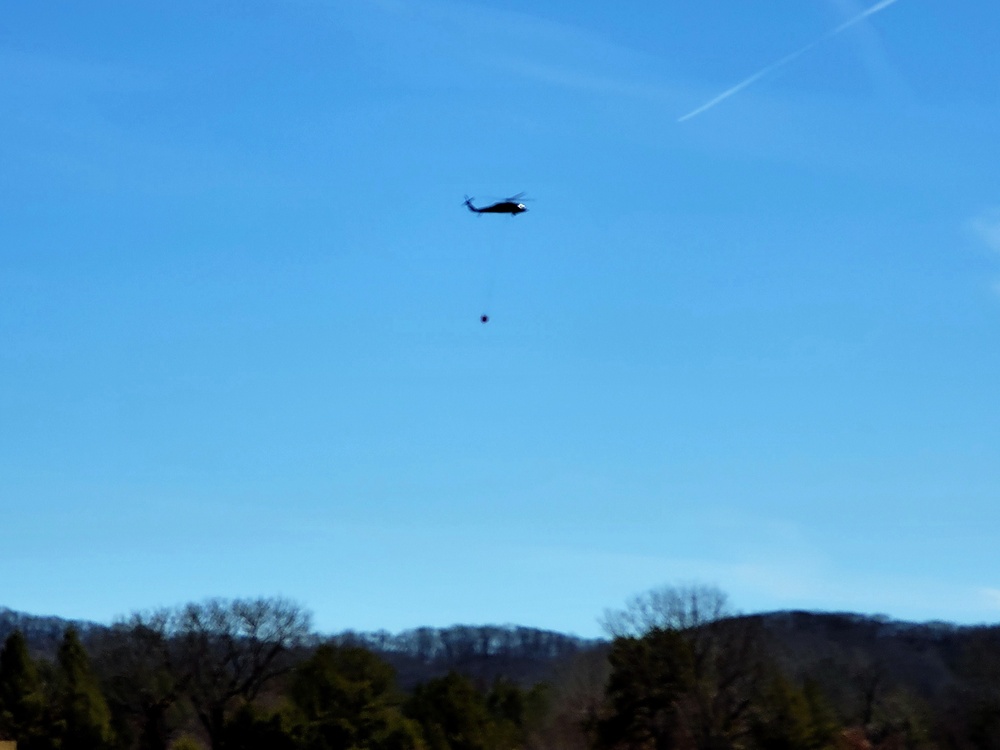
xmin=290 ymin=643 xmax=424 ymax=750
xmin=485 ymin=678 xmax=550 ymax=750
xmin=594 ymin=628 xmax=695 ymax=750
xmin=0 ymin=630 xmax=48 ymax=748
xmin=221 ymin=704 xmax=300 ymax=750
xmin=750 ymin=674 xmax=836 ymax=750
xmin=405 ymin=672 xmax=511 ymax=750
xmin=56 ymin=627 xmax=115 ymax=750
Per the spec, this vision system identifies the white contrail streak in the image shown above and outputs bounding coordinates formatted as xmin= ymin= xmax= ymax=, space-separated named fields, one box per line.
xmin=677 ymin=0 xmax=900 ymax=122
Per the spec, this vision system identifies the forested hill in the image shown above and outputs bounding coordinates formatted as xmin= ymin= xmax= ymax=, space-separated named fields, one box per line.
xmin=4 ymin=600 xmax=1000 ymax=747
xmin=0 ymin=607 xmax=1000 ymax=692
xmin=0 ymin=604 xmax=599 ymax=686
xmin=333 ymin=623 xmax=602 ymax=687
xmin=0 ymin=606 xmax=101 ymax=654
xmin=750 ymin=610 xmax=979 ymax=706
xmin=3 ymin=602 xmax=994 ymax=693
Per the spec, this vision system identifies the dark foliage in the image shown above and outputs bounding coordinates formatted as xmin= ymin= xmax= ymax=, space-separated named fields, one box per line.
xmin=336 ymin=625 xmax=597 ymax=689
xmin=289 ymin=643 xmax=423 ymax=750
xmin=2 ymin=599 xmax=1000 ymax=749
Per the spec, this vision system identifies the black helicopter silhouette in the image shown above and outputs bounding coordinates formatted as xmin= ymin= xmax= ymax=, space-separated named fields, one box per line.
xmin=464 ymin=192 xmax=528 ymax=216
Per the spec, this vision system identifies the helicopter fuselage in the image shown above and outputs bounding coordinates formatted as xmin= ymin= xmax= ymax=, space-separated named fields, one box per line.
xmin=465 ymin=198 xmax=527 ymax=215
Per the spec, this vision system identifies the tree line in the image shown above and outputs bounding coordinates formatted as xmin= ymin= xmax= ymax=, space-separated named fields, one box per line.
xmin=2 ymin=589 xmax=1000 ymax=749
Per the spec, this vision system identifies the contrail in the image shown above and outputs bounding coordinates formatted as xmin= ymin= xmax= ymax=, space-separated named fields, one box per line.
xmin=677 ymin=0 xmax=900 ymax=122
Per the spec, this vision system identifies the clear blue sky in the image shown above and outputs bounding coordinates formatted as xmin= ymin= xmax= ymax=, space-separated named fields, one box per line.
xmin=3 ymin=0 xmax=1000 ymax=637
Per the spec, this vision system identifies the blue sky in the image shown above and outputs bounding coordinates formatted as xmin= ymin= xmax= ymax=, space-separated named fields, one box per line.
xmin=3 ymin=0 xmax=1000 ymax=637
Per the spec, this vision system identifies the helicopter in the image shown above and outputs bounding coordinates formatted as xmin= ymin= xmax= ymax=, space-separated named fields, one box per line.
xmin=464 ymin=192 xmax=528 ymax=216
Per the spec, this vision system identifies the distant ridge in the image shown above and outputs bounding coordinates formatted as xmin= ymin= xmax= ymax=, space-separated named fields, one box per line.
xmin=333 ymin=623 xmax=603 ymax=687
xmin=2 ymin=604 xmax=996 ymax=697
xmin=0 ymin=606 xmax=102 ymax=655
xmin=0 ymin=605 xmax=600 ymax=686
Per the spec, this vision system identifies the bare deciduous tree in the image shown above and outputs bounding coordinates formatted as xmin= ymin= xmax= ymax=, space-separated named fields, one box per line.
xmin=94 ymin=610 xmax=187 ymax=750
xmin=601 ymin=584 xmax=730 ymax=639
xmin=174 ymin=597 xmax=311 ymax=749
xmin=598 ymin=585 xmax=765 ymax=750
xmin=97 ymin=597 xmax=311 ymax=750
